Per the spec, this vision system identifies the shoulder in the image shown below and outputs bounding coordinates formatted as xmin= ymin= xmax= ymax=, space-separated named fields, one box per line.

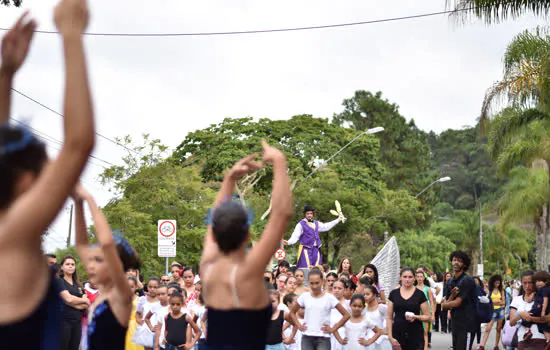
xmin=510 ymin=295 xmax=524 ymax=309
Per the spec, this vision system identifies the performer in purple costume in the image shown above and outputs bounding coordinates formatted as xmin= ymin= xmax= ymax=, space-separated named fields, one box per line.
xmin=283 ymin=205 xmax=343 ymax=268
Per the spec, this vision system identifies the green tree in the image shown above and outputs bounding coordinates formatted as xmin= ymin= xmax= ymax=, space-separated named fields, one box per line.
xmin=332 ymin=91 xmax=433 ymax=194
xmin=396 ymin=230 xmax=456 ymax=272
xmin=446 ymin=0 xmax=550 ymax=24
xmin=100 ymin=135 xmax=216 ymax=277
xmin=173 ymin=115 xmax=384 ymax=191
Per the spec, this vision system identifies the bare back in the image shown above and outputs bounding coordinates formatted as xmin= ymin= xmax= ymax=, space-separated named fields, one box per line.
xmin=202 ymin=256 xmax=270 ymax=310
xmin=0 ymin=237 xmax=51 ymax=323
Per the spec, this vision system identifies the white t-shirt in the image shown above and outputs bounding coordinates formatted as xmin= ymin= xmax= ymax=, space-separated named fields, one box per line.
xmin=192 ymin=304 xmax=207 ymax=340
xmin=297 ymin=292 xmax=339 ymax=338
xmin=510 ymin=295 xmax=545 ymax=340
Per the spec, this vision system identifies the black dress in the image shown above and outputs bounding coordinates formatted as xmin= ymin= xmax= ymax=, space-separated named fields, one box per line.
xmin=87 ymin=300 xmax=127 ymax=350
xmin=389 ymin=288 xmax=427 ymax=350
xmin=0 ymin=267 xmax=64 ymax=349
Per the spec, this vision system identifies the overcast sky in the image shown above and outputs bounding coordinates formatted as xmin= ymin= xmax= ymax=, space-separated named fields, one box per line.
xmin=0 ymin=0 xmax=543 ymax=253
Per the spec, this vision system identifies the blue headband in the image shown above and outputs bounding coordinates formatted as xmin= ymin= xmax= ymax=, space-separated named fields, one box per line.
xmin=113 ymin=235 xmax=135 ymax=256
xmin=205 ymin=196 xmax=254 ymax=227
xmin=0 ymin=123 xmax=43 ymax=156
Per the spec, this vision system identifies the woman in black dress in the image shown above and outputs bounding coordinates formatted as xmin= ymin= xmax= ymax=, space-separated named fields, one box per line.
xmin=387 ymin=267 xmax=431 ymax=350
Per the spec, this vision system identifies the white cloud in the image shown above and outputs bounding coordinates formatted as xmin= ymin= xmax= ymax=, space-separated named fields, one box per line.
xmin=0 ymin=0 xmax=544 ymax=252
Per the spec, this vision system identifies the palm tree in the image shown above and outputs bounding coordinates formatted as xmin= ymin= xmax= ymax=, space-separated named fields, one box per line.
xmin=446 ymin=0 xmax=550 ymax=24
xmin=488 ymin=110 xmax=550 ymax=269
xmin=480 ymin=27 xmax=550 ymax=269
xmin=1 ymin=0 xmax=22 ymax=6
xmin=480 ymin=28 xmax=550 ymax=126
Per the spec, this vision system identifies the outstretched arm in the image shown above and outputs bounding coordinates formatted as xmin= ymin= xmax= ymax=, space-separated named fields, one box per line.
xmin=318 ymin=218 xmax=341 ymax=232
xmin=284 ymin=223 xmax=303 ymax=245
xmin=78 ymin=186 xmax=132 ymax=325
xmin=0 ymin=11 xmax=36 ymax=123
xmin=1 ymin=0 xmax=94 ymax=246
xmin=247 ymin=141 xmax=293 ymax=273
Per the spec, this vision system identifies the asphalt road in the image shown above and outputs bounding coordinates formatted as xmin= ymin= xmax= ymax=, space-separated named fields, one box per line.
xmin=430 ymin=324 xmax=499 ymax=349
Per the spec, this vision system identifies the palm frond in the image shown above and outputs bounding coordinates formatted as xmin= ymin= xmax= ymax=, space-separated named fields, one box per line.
xmin=487 ymin=107 xmax=550 ymax=157
xmin=481 ymin=61 xmax=541 ymax=124
xmin=499 ymin=166 xmax=550 ymax=225
xmin=503 ymin=27 xmax=550 ymax=73
xmin=446 ymin=0 xmax=550 ymax=24
xmin=0 ymin=0 xmax=22 ymax=6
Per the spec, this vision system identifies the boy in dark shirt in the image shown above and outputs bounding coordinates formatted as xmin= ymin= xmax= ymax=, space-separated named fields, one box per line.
xmin=442 ymin=251 xmax=477 ymax=350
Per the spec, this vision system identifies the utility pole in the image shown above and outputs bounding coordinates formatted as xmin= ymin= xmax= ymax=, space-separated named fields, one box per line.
xmin=479 ymin=202 xmax=483 ymax=277
xmin=66 ymin=204 xmax=74 ymax=248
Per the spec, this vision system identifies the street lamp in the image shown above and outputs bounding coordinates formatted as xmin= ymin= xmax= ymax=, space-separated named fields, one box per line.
xmin=415 ymin=176 xmax=452 ymax=198
xmin=294 ymin=127 xmax=384 ymax=189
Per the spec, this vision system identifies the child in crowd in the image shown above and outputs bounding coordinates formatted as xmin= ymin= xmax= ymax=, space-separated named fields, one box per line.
xmin=334 ymin=294 xmax=384 ymax=350
xmin=266 ymin=290 xmax=297 ymax=350
xmin=290 ymin=269 xmax=351 ymax=350
xmin=283 ymin=293 xmax=299 ymax=350
xmin=523 ymin=271 xmax=550 ymax=344
xmin=163 ymin=292 xmax=201 ymax=350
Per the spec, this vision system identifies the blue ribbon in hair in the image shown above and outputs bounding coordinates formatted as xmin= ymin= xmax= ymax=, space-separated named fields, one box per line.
xmin=0 ymin=123 xmax=43 ymax=156
xmin=205 ymin=196 xmax=255 ymax=227
xmin=113 ymin=235 xmax=135 ymax=256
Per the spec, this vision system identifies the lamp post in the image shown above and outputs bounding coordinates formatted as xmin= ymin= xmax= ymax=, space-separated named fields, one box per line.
xmin=366 ymin=176 xmax=451 ymax=221
xmin=293 ymin=127 xmax=384 ymax=190
xmin=414 ymin=176 xmax=451 ymax=198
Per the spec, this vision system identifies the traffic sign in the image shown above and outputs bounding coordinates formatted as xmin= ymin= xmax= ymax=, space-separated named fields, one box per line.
xmin=275 ymin=248 xmax=286 ymax=261
xmin=158 ymin=220 xmax=176 ymax=257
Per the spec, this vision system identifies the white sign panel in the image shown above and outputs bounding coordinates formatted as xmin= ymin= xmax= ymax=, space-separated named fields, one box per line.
xmin=158 ymin=220 xmax=176 ymax=257
xmin=477 ymin=264 xmax=484 ymax=277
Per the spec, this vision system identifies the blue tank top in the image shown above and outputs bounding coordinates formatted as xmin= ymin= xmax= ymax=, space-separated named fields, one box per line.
xmin=0 ymin=268 xmax=64 ymax=349
xmin=87 ymin=300 xmax=127 ymax=350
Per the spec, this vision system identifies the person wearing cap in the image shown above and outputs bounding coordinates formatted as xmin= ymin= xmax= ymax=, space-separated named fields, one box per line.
xmin=283 ymin=205 xmax=343 ymax=268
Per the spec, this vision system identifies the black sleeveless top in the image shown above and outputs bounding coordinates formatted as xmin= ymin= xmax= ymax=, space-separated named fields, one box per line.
xmin=207 ymin=305 xmax=272 ymax=350
xmin=87 ymin=300 xmax=127 ymax=350
xmin=0 ymin=268 xmax=63 ymax=349
xmin=166 ymin=313 xmax=189 ymax=345
xmin=266 ymin=310 xmax=285 ymax=345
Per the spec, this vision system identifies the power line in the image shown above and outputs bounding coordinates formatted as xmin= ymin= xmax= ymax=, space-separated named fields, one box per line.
xmin=12 ymin=88 xmax=140 ymax=156
xmin=0 ymin=8 xmax=469 ymax=37
xmin=11 ymin=117 xmax=115 ymax=167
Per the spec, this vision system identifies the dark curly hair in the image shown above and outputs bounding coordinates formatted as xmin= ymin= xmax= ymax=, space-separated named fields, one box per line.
xmin=0 ymin=125 xmax=47 ymax=209
xmin=449 ymin=250 xmax=471 ymax=271
xmin=116 ymin=243 xmax=141 ymax=272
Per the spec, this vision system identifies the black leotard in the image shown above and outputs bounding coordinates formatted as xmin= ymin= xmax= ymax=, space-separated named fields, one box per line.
xmin=0 ymin=267 xmax=63 ymax=349
xmin=87 ymin=300 xmax=127 ymax=350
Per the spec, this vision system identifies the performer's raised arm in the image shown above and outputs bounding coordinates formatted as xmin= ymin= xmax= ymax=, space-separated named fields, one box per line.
xmin=317 ymin=217 xmax=342 ymax=232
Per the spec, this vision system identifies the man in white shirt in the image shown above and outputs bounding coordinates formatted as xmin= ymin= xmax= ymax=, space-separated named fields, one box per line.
xmin=283 ymin=205 xmax=343 ymax=269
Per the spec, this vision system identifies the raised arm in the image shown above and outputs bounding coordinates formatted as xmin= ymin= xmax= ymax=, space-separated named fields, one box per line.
xmin=200 ymin=154 xmax=262 ymax=267
xmin=1 ymin=0 xmax=94 ymax=244
xmin=247 ymin=141 xmax=293 ymax=273
xmin=78 ymin=186 xmax=133 ymax=324
xmin=0 ymin=12 xmax=36 ymax=123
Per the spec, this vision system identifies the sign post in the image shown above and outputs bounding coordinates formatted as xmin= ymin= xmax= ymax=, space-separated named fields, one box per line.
xmin=158 ymin=220 xmax=177 ymax=274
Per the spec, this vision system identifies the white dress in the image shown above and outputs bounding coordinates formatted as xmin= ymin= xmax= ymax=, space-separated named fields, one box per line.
xmin=364 ymin=304 xmax=392 ymax=350
xmin=284 ymin=318 xmax=305 ymax=350
xmin=343 ymin=318 xmax=375 ymax=350
xmin=330 ymin=301 xmax=350 ymax=350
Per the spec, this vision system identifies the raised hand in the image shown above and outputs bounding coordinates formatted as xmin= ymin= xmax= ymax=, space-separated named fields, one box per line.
xmin=1 ymin=11 xmax=36 ymax=75
xmin=261 ymin=140 xmax=285 ymax=164
xmin=71 ymin=183 xmax=90 ymax=201
xmin=228 ymin=154 xmax=262 ymax=180
xmin=54 ymin=0 xmax=89 ymax=37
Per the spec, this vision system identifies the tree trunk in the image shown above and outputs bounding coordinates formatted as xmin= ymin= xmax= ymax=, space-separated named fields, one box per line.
xmin=533 ymin=159 xmax=550 ymax=270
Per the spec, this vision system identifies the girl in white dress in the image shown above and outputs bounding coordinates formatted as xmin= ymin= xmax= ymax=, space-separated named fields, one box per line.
xmin=331 ymin=279 xmax=351 ymax=350
xmin=335 ymin=294 xmax=383 ymax=350
xmin=363 ymin=286 xmax=392 ymax=350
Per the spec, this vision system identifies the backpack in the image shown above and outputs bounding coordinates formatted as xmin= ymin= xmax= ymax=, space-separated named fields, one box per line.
xmin=450 ymin=275 xmax=494 ymax=323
